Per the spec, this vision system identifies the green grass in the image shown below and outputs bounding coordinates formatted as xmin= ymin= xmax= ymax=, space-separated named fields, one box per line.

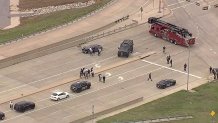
xmin=0 ymin=0 xmax=111 ymax=44
xmin=98 ymin=81 xmax=218 ymax=123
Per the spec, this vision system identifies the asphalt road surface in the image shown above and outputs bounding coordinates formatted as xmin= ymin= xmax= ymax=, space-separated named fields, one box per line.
xmin=0 ymin=0 xmax=217 ymax=122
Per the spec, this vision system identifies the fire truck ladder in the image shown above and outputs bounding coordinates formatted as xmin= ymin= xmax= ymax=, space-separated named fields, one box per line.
xmin=148 ymin=17 xmax=192 ymax=37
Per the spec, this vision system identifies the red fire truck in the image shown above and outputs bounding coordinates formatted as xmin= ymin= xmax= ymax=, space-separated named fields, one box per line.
xmin=148 ymin=17 xmax=195 ymax=46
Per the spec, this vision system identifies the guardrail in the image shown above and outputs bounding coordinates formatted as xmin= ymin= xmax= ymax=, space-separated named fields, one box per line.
xmin=0 ymin=13 xmax=136 ymax=69
xmin=70 ymin=97 xmax=143 ymax=123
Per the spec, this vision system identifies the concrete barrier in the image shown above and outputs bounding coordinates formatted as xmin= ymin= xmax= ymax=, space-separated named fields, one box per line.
xmin=70 ymin=97 xmax=143 ymax=123
xmin=0 ymin=21 xmax=118 ymax=69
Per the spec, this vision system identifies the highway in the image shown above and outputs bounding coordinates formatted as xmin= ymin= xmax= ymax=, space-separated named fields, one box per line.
xmin=0 ymin=0 xmax=217 ymax=122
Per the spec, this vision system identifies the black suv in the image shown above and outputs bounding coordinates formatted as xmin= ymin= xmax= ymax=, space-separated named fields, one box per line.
xmin=14 ymin=101 xmax=35 ymax=113
xmin=118 ymin=39 xmax=133 ymax=57
xmin=156 ymin=79 xmax=176 ymax=89
xmin=82 ymin=44 xmax=103 ymax=54
xmin=0 ymin=112 xmax=5 ymax=120
xmin=71 ymin=81 xmax=91 ymax=93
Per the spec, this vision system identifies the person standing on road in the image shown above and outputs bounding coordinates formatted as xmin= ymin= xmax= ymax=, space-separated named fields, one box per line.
xmin=98 ymin=74 xmax=102 ymax=82
xmin=209 ymin=66 xmax=213 ymax=74
xmin=88 ymin=69 xmax=91 ymax=77
xmin=147 ymin=73 xmax=152 ymax=81
xmin=102 ymin=76 xmax=106 ymax=83
xmin=170 ymin=59 xmax=172 ymax=67
xmin=163 ymin=46 xmax=166 ymax=54
xmin=97 ymin=48 xmax=101 ymax=56
xmin=212 ymin=69 xmax=216 ymax=79
xmin=89 ymin=48 xmax=93 ymax=55
xmin=184 ymin=63 xmax=187 ymax=71
xmin=9 ymin=101 xmax=13 ymax=109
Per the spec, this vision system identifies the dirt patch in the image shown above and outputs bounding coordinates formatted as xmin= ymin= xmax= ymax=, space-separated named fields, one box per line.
xmin=19 ymin=0 xmax=90 ymax=10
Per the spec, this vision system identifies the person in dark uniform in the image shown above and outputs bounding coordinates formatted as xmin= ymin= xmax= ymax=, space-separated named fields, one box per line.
xmin=87 ymin=69 xmax=91 ymax=77
xmin=147 ymin=73 xmax=152 ymax=81
xmin=170 ymin=59 xmax=172 ymax=67
xmin=209 ymin=66 xmax=213 ymax=73
xmin=184 ymin=63 xmax=187 ymax=71
xmin=91 ymin=71 xmax=94 ymax=77
xmin=163 ymin=46 xmax=166 ymax=53
xmin=212 ymin=69 xmax=216 ymax=79
xmin=102 ymin=76 xmax=106 ymax=83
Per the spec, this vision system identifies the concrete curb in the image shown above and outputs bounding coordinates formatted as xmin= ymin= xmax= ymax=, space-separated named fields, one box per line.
xmin=70 ymin=97 xmax=143 ymax=123
xmin=0 ymin=52 xmax=156 ymax=104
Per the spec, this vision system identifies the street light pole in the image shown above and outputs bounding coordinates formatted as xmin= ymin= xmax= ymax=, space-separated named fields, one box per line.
xmin=186 ymin=42 xmax=190 ymax=91
xmin=92 ymin=105 xmax=95 ymax=123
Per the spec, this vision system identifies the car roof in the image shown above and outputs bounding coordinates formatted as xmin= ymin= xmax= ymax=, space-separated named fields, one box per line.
xmin=15 ymin=101 xmax=33 ymax=105
xmin=72 ymin=81 xmax=88 ymax=86
xmin=84 ymin=44 xmax=101 ymax=48
xmin=158 ymin=79 xmax=175 ymax=84
xmin=52 ymin=91 xmax=64 ymax=94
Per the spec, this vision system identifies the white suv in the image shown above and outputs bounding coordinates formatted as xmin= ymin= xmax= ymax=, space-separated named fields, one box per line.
xmin=50 ymin=91 xmax=69 ymax=101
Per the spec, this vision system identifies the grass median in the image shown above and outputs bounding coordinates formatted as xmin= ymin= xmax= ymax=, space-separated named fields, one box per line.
xmin=98 ymin=80 xmax=218 ymax=123
xmin=0 ymin=0 xmax=111 ymax=44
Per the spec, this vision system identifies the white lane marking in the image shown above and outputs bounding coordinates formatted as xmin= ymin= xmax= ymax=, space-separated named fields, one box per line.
xmin=118 ymin=76 xmax=124 ymax=81
xmin=105 ymin=72 xmax=112 ymax=77
xmin=142 ymin=60 xmax=202 ymax=79
xmin=0 ymin=55 xmax=117 ymax=94
xmin=3 ymin=67 xmax=163 ymax=122
xmin=94 ymin=64 xmax=101 ymax=68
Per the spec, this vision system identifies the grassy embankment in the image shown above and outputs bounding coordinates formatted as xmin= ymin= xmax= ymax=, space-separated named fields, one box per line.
xmin=0 ymin=0 xmax=111 ymax=44
xmin=98 ymin=81 xmax=218 ymax=123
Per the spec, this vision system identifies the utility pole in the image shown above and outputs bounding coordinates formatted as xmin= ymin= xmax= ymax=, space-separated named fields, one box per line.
xmin=92 ymin=105 xmax=95 ymax=123
xmin=186 ymin=40 xmax=190 ymax=91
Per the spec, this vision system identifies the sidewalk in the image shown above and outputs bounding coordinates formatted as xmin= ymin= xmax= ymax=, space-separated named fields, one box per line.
xmin=0 ymin=0 xmax=147 ymax=60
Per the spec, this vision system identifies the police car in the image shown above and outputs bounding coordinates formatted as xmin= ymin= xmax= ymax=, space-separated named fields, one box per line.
xmin=156 ymin=79 xmax=176 ymax=89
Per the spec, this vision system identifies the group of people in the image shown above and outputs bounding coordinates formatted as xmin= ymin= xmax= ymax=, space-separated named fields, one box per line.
xmin=89 ymin=47 xmax=101 ymax=56
xmin=80 ymin=67 xmax=94 ymax=79
xmin=209 ymin=66 xmax=218 ymax=79
xmin=79 ymin=66 xmax=107 ymax=83
xmin=98 ymin=74 xmax=106 ymax=83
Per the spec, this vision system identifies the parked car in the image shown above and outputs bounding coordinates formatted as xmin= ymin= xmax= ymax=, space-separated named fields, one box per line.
xmin=118 ymin=39 xmax=134 ymax=58
xmin=156 ymin=79 xmax=176 ymax=89
xmin=0 ymin=112 xmax=5 ymax=120
xmin=50 ymin=91 xmax=69 ymax=101
xmin=82 ymin=44 xmax=103 ymax=54
xmin=70 ymin=81 xmax=91 ymax=93
xmin=14 ymin=101 xmax=35 ymax=113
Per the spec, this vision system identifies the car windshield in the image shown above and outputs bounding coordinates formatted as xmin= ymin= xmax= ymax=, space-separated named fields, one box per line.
xmin=52 ymin=93 xmax=58 ymax=96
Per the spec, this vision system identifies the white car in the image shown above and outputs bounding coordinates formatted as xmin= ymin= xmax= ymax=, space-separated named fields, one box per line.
xmin=50 ymin=91 xmax=69 ymax=101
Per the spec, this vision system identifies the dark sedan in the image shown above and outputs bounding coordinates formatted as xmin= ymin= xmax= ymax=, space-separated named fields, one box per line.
xmin=14 ymin=101 xmax=35 ymax=113
xmin=71 ymin=81 xmax=91 ymax=93
xmin=156 ymin=79 xmax=176 ymax=89
xmin=0 ymin=112 xmax=5 ymax=120
xmin=82 ymin=44 xmax=103 ymax=54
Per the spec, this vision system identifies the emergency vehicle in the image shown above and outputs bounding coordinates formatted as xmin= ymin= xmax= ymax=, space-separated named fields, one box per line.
xmin=148 ymin=17 xmax=195 ymax=46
